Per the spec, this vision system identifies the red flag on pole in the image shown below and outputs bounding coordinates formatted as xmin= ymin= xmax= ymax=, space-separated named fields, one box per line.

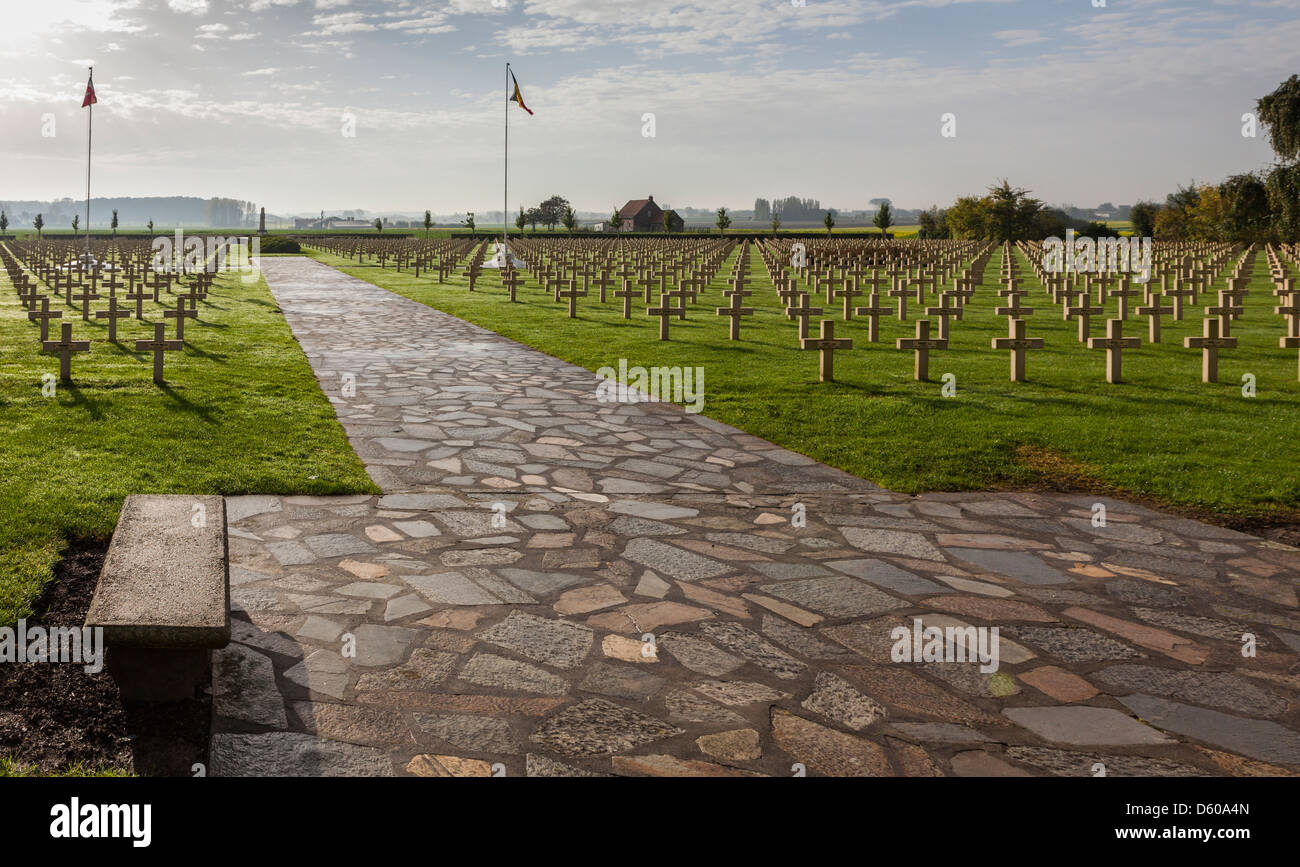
xmin=82 ymin=74 xmax=97 ymax=108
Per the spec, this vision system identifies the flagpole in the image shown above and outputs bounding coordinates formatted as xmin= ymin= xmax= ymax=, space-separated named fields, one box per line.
xmin=85 ymin=66 xmax=93 ymax=258
xmin=504 ymin=62 xmax=509 ymax=255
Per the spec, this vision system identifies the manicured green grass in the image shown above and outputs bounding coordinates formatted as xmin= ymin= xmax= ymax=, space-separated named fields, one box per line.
xmin=307 ymin=245 xmax=1300 ymax=524
xmin=0 ymin=248 xmax=377 ymax=625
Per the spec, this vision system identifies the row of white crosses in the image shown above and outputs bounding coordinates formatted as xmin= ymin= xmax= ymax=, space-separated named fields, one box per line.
xmin=754 ymin=238 xmax=998 ymax=382
xmin=2 ymin=240 xmax=199 ymax=384
xmin=1015 ymin=240 xmax=1291 ymax=383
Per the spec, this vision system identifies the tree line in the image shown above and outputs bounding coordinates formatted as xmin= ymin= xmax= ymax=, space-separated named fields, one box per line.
xmin=1128 ymin=76 xmax=1299 ymax=242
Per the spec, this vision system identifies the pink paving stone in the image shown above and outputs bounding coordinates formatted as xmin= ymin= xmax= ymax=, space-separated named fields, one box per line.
xmin=935 ymin=534 xmax=1050 ymax=550
xmin=1069 ymin=564 xmax=1114 ymax=578
xmin=553 ymin=584 xmax=628 ymax=616
xmin=586 ymin=601 xmax=715 ymax=633
xmin=418 ymin=610 xmax=483 ymax=631
xmin=1018 ymin=666 xmax=1099 ymax=702
xmin=679 ymin=582 xmax=751 ymax=619
xmin=950 ymin=751 xmax=1033 ymax=777
xmin=1063 ymin=606 xmax=1209 ymax=664
xmin=526 ymin=532 xmax=577 ymax=548
xmin=364 ymin=524 xmax=403 ymax=543
xmin=741 ymin=593 xmax=823 ymax=627
xmin=339 ymin=559 xmax=388 ymax=580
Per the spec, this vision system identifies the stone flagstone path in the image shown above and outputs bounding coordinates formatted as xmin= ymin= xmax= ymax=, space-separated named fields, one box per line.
xmin=210 ymin=256 xmax=1300 ymax=777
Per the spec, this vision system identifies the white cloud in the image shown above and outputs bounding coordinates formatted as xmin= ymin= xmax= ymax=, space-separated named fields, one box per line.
xmin=167 ymin=0 xmax=210 ymax=14
xmin=992 ymin=29 xmax=1046 ymax=47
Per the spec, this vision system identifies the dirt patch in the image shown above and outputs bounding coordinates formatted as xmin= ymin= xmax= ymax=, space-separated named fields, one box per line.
xmin=0 ymin=540 xmax=210 ymax=776
xmin=1015 ymin=444 xmax=1300 ymax=545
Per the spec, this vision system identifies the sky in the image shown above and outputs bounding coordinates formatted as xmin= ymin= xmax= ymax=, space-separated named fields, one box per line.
xmin=1 ymin=0 xmax=1297 ymax=216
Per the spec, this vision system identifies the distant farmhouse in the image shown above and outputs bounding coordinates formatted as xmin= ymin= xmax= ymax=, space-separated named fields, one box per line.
xmin=617 ymin=196 xmax=664 ymax=231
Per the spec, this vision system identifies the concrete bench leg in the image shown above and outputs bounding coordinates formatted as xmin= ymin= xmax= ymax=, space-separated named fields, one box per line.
xmin=108 ymin=647 xmax=212 ymax=702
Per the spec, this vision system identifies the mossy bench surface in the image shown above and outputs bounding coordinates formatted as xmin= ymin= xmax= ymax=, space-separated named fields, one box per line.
xmin=84 ymin=495 xmax=230 ymax=649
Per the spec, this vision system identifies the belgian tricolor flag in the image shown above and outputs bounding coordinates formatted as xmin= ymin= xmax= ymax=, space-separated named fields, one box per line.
xmin=509 ymin=70 xmax=533 ymax=116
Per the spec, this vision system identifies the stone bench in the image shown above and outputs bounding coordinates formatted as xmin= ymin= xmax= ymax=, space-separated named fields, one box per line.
xmin=85 ymin=495 xmax=230 ymax=701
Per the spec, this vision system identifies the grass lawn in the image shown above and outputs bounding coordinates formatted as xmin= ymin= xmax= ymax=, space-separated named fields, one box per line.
xmin=306 ymin=244 xmax=1300 ymax=525
xmin=0 ymin=247 xmax=377 ymax=625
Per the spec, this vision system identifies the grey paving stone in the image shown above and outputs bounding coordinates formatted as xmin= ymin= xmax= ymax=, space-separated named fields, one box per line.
xmin=1004 ymin=706 xmax=1172 ymax=746
xmin=1105 ymin=579 xmax=1190 ymax=608
xmin=801 ymin=671 xmax=886 ymax=730
xmin=459 ymin=652 xmax=569 ymax=695
xmin=760 ymin=614 xmax=852 ymax=660
xmin=826 ymin=558 xmax=947 ymax=595
xmin=698 ymin=621 xmax=806 ymax=679
xmin=578 ymin=662 xmax=667 ymax=700
xmin=498 ymin=567 xmax=590 ymax=595
xmin=891 ymin=722 xmax=993 ymax=744
xmin=479 ymin=610 xmax=594 ymax=669
xmin=404 ymin=571 xmax=501 ymax=606
xmin=608 ymin=500 xmax=699 ymax=520
xmin=664 ymin=690 xmax=747 ymax=725
xmin=530 ymin=698 xmax=683 ymax=756
xmin=622 ymin=538 xmax=732 ymax=581
xmin=1118 ymin=694 xmax=1300 ymax=764
xmin=761 ymin=576 xmax=907 ymax=618
xmin=1008 ymin=626 xmax=1142 ymax=661
xmin=304 ymin=534 xmax=378 ymax=558
xmin=841 ymin=528 xmax=944 ymax=561
xmin=659 ymin=631 xmax=745 ymax=676
xmin=526 ymin=753 xmax=600 ymax=777
xmin=607 ymin=515 xmax=689 ymax=536
xmin=1004 ymin=746 xmax=1207 ymax=777
xmin=377 ymin=493 xmax=466 ymax=510
xmin=212 ymin=644 xmax=288 ymax=727
xmin=944 ymin=548 xmax=1071 ymax=585
xmin=691 ymin=679 xmax=790 ymax=706
xmin=1093 ymin=664 xmax=1287 ymax=718
xmin=749 ymin=562 xmax=832 ymax=580
xmin=267 ymin=541 xmax=316 ymax=566
xmin=225 ymin=495 xmax=283 ymax=522
xmin=351 ymin=624 xmax=422 ymax=667
xmin=416 ymin=713 xmax=520 ymax=754
xmin=211 ymin=732 xmax=393 ymax=777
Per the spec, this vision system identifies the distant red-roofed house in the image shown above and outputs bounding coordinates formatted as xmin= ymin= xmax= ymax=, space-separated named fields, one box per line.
xmin=617 ymin=195 xmax=664 ymax=232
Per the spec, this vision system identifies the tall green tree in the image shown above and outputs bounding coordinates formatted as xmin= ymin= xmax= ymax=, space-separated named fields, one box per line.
xmin=609 ymin=208 xmax=623 ymax=232
xmin=1218 ymin=173 xmax=1271 ymax=241
xmin=462 ymin=212 xmax=475 ymax=236
xmin=715 ymin=207 xmax=731 ymax=234
xmin=72 ymin=214 xmax=80 ymax=236
xmin=515 ymin=207 xmax=527 ymax=233
xmin=1257 ymin=75 xmax=1300 ymax=164
xmin=538 ymin=195 xmax=569 ymax=230
xmin=147 ymin=219 xmax=154 ymax=234
xmin=823 ymin=210 xmax=835 ymax=235
xmin=111 ymin=209 xmax=119 ymax=236
xmin=873 ymin=202 xmax=895 ymax=237
xmin=1130 ymin=201 xmax=1160 ymax=238
xmin=0 ymin=212 xmax=8 ymax=235
xmin=561 ymin=205 xmax=576 ymax=234
xmin=916 ymin=206 xmax=946 ymax=239
xmin=34 ymin=214 xmax=43 ymax=239
xmin=945 ymin=196 xmax=990 ymax=240
xmin=374 ymin=218 xmax=383 ymax=232
xmin=985 ymin=179 xmax=1042 ymax=241
xmin=770 ymin=212 xmax=781 ymax=232
xmin=423 ymin=210 xmax=433 ymax=238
